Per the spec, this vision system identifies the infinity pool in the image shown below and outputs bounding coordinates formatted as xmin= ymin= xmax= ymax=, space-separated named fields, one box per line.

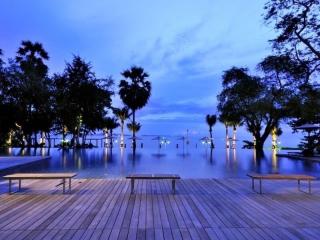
xmin=2 ymin=143 xmax=320 ymax=178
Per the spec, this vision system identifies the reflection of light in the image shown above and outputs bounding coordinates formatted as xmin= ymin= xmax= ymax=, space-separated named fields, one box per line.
xmin=272 ymin=149 xmax=278 ymax=172
xmin=160 ymin=139 xmax=170 ymax=145
xmin=201 ymin=140 xmax=211 ymax=145
xmin=115 ymin=140 xmax=118 ymax=143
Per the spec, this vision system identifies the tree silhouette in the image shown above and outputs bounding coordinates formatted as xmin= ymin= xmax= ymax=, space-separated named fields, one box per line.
xmin=264 ymin=0 xmax=320 ymax=79
xmin=14 ymin=40 xmax=51 ymax=147
xmin=217 ymin=67 xmax=285 ymax=152
xmin=113 ymin=107 xmax=129 ymax=147
xmin=103 ymin=117 xmax=119 ymax=148
xmin=205 ymin=114 xmax=216 ymax=148
xmin=53 ymin=56 xmax=113 ymax=147
xmin=119 ymin=66 xmax=151 ymax=150
xmin=127 ymin=122 xmax=141 ymax=136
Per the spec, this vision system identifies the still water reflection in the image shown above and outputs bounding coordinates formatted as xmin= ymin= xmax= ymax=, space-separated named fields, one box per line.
xmin=1 ymin=146 xmax=319 ymax=178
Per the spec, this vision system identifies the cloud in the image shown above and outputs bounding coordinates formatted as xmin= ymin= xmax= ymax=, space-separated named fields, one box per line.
xmin=0 ymin=0 xmax=277 ymax=136
xmin=140 ymin=112 xmax=203 ymax=121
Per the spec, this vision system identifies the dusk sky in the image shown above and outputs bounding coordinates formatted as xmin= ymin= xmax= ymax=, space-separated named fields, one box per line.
xmin=0 ymin=0 xmax=291 ymax=143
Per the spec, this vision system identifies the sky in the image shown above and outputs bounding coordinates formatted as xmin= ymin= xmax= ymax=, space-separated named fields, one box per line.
xmin=1 ymin=0 xmax=300 ymax=145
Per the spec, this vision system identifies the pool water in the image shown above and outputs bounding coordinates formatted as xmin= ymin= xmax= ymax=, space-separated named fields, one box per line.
xmin=2 ymin=143 xmax=320 ymax=179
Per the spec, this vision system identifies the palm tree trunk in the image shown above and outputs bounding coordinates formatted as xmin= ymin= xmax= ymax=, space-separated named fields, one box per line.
xmin=120 ymin=121 xmax=124 ymax=148
xmin=132 ymin=110 xmax=136 ymax=150
xmin=209 ymin=128 xmax=214 ymax=148
xmin=232 ymin=125 xmax=237 ymax=149
xmin=104 ymin=129 xmax=108 ymax=147
xmin=62 ymin=126 xmax=66 ymax=146
xmin=225 ymin=125 xmax=229 ymax=148
xmin=110 ymin=129 xmax=113 ymax=148
xmin=46 ymin=132 xmax=51 ymax=148
xmin=34 ymin=132 xmax=38 ymax=146
xmin=41 ymin=131 xmax=45 ymax=146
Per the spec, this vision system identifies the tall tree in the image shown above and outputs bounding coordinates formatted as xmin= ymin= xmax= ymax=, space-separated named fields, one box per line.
xmin=264 ymin=0 xmax=320 ymax=79
xmin=113 ymin=107 xmax=129 ymax=147
xmin=53 ymin=56 xmax=113 ymax=147
xmin=119 ymin=66 xmax=151 ymax=150
xmin=217 ymin=67 xmax=285 ymax=152
xmin=205 ymin=114 xmax=217 ymax=148
xmin=218 ymin=108 xmax=242 ymax=148
xmin=14 ymin=41 xmax=51 ymax=147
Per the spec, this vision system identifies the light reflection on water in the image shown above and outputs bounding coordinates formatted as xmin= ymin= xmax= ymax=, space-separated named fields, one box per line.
xmin=0 ymin=145 xmax=319 ymax=178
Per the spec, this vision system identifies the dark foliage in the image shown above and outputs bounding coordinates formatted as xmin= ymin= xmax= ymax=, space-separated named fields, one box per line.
xmin=119 ymin=66 xmax=151 ymax=150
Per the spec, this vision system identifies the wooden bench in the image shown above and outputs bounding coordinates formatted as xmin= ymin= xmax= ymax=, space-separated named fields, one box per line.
xmin=247 ymin=173 xmax=316 ymax=194
xmin=3 ymin=173 xmax=77 ymax=194
xmin=126 ymin=174 xmax=181 ymax=194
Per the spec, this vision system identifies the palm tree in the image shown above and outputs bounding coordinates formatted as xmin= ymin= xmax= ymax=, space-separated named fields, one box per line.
xmin=113 ymin=107 xmax=129 ymax=148
xmin=103 ymin=117 xmax=119 ymax=148
xmin=119 ymin=66 xmax=151 ymax=150
xmin=15 ymin=41 xmax=50 ymax=147
xmin=16 ymin=41 xmax=49 ymax=64
xmin=218 ymin=111 xmax=242 ymax=149
xmin=229 ymin=119 xmax=241 ymax=149
xmin=127 ymin=122 xmax=141 ymax=145
xmin=206 ymin=114 xmax=217 ymax=148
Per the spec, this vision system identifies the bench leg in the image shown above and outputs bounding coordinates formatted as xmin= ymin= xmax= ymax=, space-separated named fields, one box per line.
xmin=259 ymin=179 xmax=262 ymax=194
xmin=172 ymin=180 xmax=176 ymax=194
xmin=298 ymin=180 xmax=300 ymax=191
xmin=251 ymin=178 xmax=255 ymax=190
xmin=8 ymin=179 xmax=12 ymax=194
xmin=69 ymin=178 xmax=71 ymax=193
xmin=19 ymin=179 xmax=21 ymax=191
xmin=131 ymin=179 xmax=134 ymax=194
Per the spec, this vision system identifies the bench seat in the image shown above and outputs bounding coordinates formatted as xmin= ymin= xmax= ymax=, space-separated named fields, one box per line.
xmin=247 ymin=173 xmax=316 ymax=194
xmin=3 ymin=173 xmax=77 ymax=194
xmin=126 ymin=174 xmax=181 ymax=194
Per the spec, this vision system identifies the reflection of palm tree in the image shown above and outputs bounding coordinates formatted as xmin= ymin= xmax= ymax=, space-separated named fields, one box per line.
xmin=119 ymin=66 xmax=151 ymax=150
xmin=103 ymin=117 xmax=119 ymax=148
xmin=206 ymin=114 xmax=216 ymax=148
xmin=114 ymin=107 xmax=129 ymax=147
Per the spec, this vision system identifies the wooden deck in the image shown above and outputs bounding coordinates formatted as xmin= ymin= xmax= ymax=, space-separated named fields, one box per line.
xmin=0 ymin=178 xmax=319 ymax=239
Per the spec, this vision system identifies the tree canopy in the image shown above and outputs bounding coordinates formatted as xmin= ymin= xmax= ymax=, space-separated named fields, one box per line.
xmin=53 ymin=56 xmax=113 ymax=146
xmin=0 ymin=43 xmax=116 ymax=148
xmin=264 ymin=0 xmax=320 ymax=79
xmin=217 ymin=67 xmax=286 ymax=151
